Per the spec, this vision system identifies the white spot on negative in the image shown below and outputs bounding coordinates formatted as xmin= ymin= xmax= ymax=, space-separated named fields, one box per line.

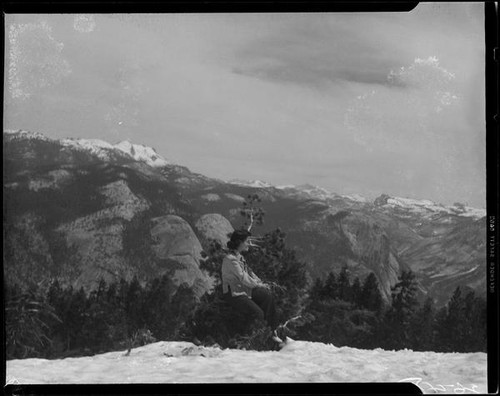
xmin=73 ymin=15 xmax=96 ymax=33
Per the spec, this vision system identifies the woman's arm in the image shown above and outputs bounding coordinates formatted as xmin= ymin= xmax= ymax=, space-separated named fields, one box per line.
xmin=226 ymin=257 xmax=263 ymax=289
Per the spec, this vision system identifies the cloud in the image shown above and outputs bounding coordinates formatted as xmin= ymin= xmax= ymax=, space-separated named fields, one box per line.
xmin=344 ymin=56 xmax=460 ymax=153
xmin=225 ymin=14 xmax=409 ymax=89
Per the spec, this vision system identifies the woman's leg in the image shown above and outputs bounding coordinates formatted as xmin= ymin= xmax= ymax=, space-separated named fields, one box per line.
xmin=251 ymin=287 xmax=279 ymax=329
xmin=225 ymin=294 xmax=265 ymax=323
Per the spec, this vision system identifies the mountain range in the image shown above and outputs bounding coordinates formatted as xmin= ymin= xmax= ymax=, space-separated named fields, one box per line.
xmin=3 ymin=129 xmax=486 ymax=306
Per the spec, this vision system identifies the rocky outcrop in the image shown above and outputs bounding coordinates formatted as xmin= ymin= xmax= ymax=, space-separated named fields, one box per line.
xmin=400 ymin=218 xmax=486 ymax=305
xmin=374 ymin=194 xmax=390 ymax=207
xmin=341 ymin=213 xmax=406 ymax=302
xmin=49 ymin=179 xmax=151 ymax=288
xmin=194 ymin=214 xmax=234 ymax=249
xmin=150 ymin=215 xmax=212 ymax=297
xmin=293 ymin=208 xmax=407 ymax=303
xmin=99 ymin=180 xmax=150 ymax=220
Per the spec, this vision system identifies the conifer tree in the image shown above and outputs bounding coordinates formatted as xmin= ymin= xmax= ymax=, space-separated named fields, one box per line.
xmin=433 ymin=304 xmax=449 ymax=352
xmin=67 ymin=287 xmax=87 ymax=351
xmin=360 ymin=273 xmax=383 ymax=312
xmin=462 ymin=290 xmax=476 ymax=347
xmin=246 ymin=228 xmax=309 ymax=321
xmin=337 ymin=266 xmax=352 ymax=302
xmin=463 ymin=291 xmax=487 ymax=352
xmin=322 ymin=272 xmax=338 ymax=300
xmin=351 ymin=277 xmax=362 ymax=307
xmin=308 ymin=277 xmax=324 ymax=305
xmin=46 ymin=279 xmax=66 ymax=354
xmin=383 ymin=270 xmax=420 ymax=350
xmin=444 ymin=286 xmax=466 ymax=351
xmin=474 ymin=296 xmax=487 ymax=352
xmin=434 ymin=287 xmax=486 ymax=352
xmin=125 ymin=276 xmax=145 ymax=337
xmin=199 ymin=238 xmax=226 ymax=290
xmin=391 ymin=271 xmax=419 ymax=314
xmin=409 ymin=297 xmax=435 ymax=351
xmin=142 ymin=275 xmax=174 ymax=339
xmin=5 ymin=282 xmax=61 ymax=358
xmin=171 ymin=282 xmax=197 ymax=335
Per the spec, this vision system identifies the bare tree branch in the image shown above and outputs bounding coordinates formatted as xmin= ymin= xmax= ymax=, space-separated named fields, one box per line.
xmin=247 ymin=209 xmax=254 ymax=232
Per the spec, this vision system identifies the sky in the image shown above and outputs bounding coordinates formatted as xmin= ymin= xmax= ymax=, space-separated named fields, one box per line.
xmin=4 ymin=3 xmax=486 ymax=207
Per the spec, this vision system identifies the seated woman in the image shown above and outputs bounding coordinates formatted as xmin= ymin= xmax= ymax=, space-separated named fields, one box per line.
xmin=221 ymin=229 xmax=282 ymax=343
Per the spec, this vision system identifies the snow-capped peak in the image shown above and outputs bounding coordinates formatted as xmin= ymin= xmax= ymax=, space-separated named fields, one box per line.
xmin=4 ymin=130 xmax=170 ymax=168
xmin=114 ymin=140 xmax=169 ymax=167
xmin=61 ymin=138 xmax=169 ymax=167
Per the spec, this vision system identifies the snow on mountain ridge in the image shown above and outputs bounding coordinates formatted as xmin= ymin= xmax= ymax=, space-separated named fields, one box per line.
xmin=4 ymin=129 xmax=51 ymax=142
xmin=228 ymin=179 xmax=273 ymax=188
xmin=276 ymin=184 xmax=297 ymax=189
xmin=4 ymin=130 xmax=485 ymax=215
xmin=277 ymin=183 xmax=349 ymax=202
xmin=61 ymin=138 xmax=115 ymax=152
xmin=5 ymin=130 xmax=170 ymax=168
xmin=114 ymin=140 xmax=170 ymax=167
xmin=383 ymin=196 xmax=485 ymax=219
xmin=342 ymin=194 xmax=368 ymax=203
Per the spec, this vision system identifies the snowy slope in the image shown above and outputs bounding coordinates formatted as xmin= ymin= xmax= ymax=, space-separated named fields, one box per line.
xmin=114 ymin=140 xmax=169 ymax=167
xmin=383 ymin=196 xmax=485 ymax=220
xmin=61 ymin=138 xmax=170 ymax=167
xmin=5 ymin=130 xmax=170 ymax=168
xmin=342 ymin=194 xmax=369 ymax=203
xmin=6 ymin=340 xmax=487 ymax=393
xmin=228 ymin=179 xmax=274 ymax=188
xmin=61 ymin=138 xmax=116 ymax=158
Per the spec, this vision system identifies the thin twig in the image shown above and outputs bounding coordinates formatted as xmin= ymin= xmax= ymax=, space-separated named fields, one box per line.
xmin=247 ymin=210 xmax=254 ymax=232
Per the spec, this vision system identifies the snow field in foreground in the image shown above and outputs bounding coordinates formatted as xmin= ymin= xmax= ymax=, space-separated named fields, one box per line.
xmin=6 ymin=340 xmax=487 ymax=394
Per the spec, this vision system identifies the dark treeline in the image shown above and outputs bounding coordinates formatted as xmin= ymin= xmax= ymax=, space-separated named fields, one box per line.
xmin=5 ymin=276 xmax=197 ymax=360
xmin=5 ymin=248 xmax=487 ymax=360
xmin=296 ymin=268 xmax=487 ymax=353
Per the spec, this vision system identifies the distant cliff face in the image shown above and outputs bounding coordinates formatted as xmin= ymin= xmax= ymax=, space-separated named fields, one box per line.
xmin=4 ymin=130 xmax=486 ymax=306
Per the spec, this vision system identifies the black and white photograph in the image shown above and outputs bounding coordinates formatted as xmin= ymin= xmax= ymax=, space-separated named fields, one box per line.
xmin=3 ymin=3 xmax=495 ymax=394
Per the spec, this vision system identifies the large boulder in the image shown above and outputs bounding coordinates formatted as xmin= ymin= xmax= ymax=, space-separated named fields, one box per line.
xmin=53 ymin=180 xmax=150 ymax=289
xmin=194 ymin=213 xmax=234 ymax=249
xmin=150 ymin=215 xmax=211 ymax=297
